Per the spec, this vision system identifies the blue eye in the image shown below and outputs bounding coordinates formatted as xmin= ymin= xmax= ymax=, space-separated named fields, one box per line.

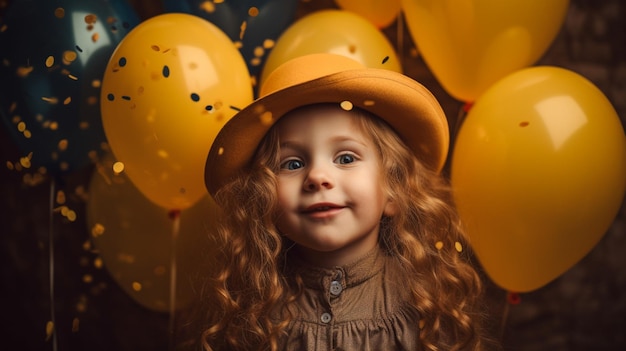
xmin=281 ymin=159 xmax=304 ymax=170
xmin=336 ymin=153 xmax=355 ymax=164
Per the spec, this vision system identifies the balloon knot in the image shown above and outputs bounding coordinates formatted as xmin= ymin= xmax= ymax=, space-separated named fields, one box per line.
xmin=462 ymin=101 xmax=474 ymax=113
xmin=168 ymin=209 xmax=181 ymax=220
xmin=507 ymin=291 xmax=521 ymax=305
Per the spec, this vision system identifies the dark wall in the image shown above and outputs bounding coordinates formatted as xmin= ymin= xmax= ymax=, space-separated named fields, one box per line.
xmin=1 ymin=0 xmax=624 ymax=350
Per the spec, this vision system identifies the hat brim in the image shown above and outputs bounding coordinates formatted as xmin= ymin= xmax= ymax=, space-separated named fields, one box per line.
xmin=204 ymin=68 xmax=449 ymax=197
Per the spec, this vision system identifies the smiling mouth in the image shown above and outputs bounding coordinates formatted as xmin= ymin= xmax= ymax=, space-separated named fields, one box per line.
xmin=302 ymin=206 xmax=344 ymax=219
xmin=302 ymin=203 xmax=344 ymax=214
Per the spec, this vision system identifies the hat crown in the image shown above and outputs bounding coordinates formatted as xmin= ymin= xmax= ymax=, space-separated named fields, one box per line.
xmin=260 ymin=54 xmax=366 ymax=98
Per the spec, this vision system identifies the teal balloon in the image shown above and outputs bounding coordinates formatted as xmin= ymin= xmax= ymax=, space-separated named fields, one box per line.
xmin=0 ymin=0 xmax=139 ymax=174
xmin=162 ymin=0 xmax=298 ymax=83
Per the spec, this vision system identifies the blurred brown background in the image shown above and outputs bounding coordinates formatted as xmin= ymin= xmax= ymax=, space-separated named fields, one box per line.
xmin=1 ymin=0 xmax=624 ymax=350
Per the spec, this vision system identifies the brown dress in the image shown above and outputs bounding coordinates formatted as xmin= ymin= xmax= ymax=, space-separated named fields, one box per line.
xmin=279 ymin=247 xmax=423 ymax=351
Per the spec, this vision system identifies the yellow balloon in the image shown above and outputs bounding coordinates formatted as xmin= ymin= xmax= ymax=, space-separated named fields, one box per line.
xmin=334 ymin=0 xmax=402 ymax=28
xmin=451 ymin=66 xmax=626 ymax=292
xmin=401 ymin=0 xmax=569 ymax=102
xmin=101 ymin=13 xmax=253 ymax=210
xmin=87 ymin=152 xmax=219 ymax=313
xmin=260 ymin=9 xmax=402 ymax=86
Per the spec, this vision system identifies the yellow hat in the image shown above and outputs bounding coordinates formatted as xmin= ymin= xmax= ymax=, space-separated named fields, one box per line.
xmin=205 ymin=53 xmax=449 ymax=196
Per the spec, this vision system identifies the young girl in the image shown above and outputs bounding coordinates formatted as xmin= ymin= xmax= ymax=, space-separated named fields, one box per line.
xmin=199 ymin=53 xmax=488 ymax=351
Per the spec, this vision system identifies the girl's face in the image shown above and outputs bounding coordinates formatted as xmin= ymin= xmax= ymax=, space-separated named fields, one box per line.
xmin=274 ymin=104 xmax=394 ymax=267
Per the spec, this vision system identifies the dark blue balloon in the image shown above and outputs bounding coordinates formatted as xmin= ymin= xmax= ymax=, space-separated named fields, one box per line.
xmin=162 ymin=0 xmax=298 ymax=88
xmin=0 ymin=0 xmax=140 ymax=175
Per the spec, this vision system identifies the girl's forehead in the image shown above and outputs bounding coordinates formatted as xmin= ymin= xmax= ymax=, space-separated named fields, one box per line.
xmin=277 ymin=104 xmax=364 ymax=131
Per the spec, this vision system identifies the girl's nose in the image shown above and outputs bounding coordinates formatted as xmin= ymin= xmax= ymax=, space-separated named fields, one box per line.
xmin=303 ymin=164 xmax=334 ymax=191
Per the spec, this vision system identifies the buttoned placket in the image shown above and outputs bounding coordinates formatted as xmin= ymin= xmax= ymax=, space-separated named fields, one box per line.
xmin=318 ymin=268 xmax=345 ymax=351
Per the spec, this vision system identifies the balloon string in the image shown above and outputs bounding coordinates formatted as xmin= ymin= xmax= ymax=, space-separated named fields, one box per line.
xmin=168 ymin=209 xmax=181 ymax=350
xmin=499 ymin=290 xmax=521 ymax=340
xmin=48 ymin=178 xmax=58 ymax=351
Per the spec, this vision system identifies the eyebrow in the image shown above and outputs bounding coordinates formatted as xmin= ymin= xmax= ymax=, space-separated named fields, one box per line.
xmin=280 ymin=135 xmax=368 ymax=149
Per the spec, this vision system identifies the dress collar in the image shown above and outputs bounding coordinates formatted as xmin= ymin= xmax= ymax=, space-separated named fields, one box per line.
xmin=288 ymin=246 xmax=386 ymax=291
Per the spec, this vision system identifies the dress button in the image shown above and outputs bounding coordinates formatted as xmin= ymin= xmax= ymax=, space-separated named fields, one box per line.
xmin=329 ymin=280 xmax=343 ymax=296
xmin=320 ymin=312 xmax=332 ymax=324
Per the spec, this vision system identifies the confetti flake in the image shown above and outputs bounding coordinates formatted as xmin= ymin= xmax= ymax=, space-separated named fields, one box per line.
xmin=84 ymin=14 xmax=97 ymax=25
xmin=340 ymin=100 xmax=353 ymax=111
xmin=54 ymin=8 xmax=65 ymax=19
xmin=248 ymin=7 xmax=259 ymax=17
xmin=454 ymin=241 xmax=463 ymax=253
xmin=239 ymin=21 xmax=247 ymax=40
xmin=45 ymin=321 xmax=54 ymax=341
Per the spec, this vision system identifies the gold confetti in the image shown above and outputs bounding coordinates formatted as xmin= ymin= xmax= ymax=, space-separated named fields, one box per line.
xmin=87 ymin=96 xmax=98 ymax=105
xmin=54 ymin=8 xmax=65 ymax=19
xmin=72 ymin=318 xmax=80 ymax=332
xmin=42 ymin=96 xmax=59 ymax=104
xmin=363 ymin=100 xmax=375 ymax=106
xmin=66 ymin=209 xmax=77 ymax=221
xmin=94 ymin=257 xmax=103 ymax=269
xmin=82 ymin=240 xmax=91 ymax=251
xmin=91 ymin=33 xmax=99 ymax=42
xmin=435 ymin=241 xmax=444 ymax=250
xmin=16 ymin=65 xmax=34 ymax=77
xmin=340 ymin=100 xmax=353 ymax=111
xmin=58 ymin=139 xmax=68 ymax=151
xmin=63 ymin=97 xmax=71 ymax=105
xmin=239 ymin=21 xmax=247 ymax=40
xmin=259 ymin=111 xmax=273 ymax=125
xmin=200 ymin=1 xmax=216 ymax=13
xmin=84 ymin=14 xmax=97 ymax=24
xmin=132 ymin=282 xmax=142 ymax=291
xmin=253 ymin=46 xmax=264 ymax=57
xmin=83 ymin=274 xmax=93 ymax=283
xmin=217 ymin=147 xmax=224 ymax=156
xmin=91 ymin=79 xmax=101 ymax=88
xmin=63 ymin=50 xmax=77 ymax=65
xmin=250 ymin=57 xmax=261 ymax=66
xmin=112 ymin=161 xmax=124 ymax=174
xmin=157 ymin=149 xmax=169 ymax=159
xmin=45 ymin=321 xmax=54 ymax=341
xmin=454 ymin=241 xmax=463 ymax=253
xmin=248 ymin=7 xmax=259 ymax=17
xmin=118 ymin=253 xmax=135 ymax=263
xmin=56 ymin=190 xmax=66 ymax=204
xmin=91 ymin=223 xmax=105 ymax=237
xmin=45 ymin=56 xmax=55 ymax=68
xmin=19 ymin=155 xmax=31 ymax=168
xmin=1 ymin=24 xmax=8 ymax=33
xmin=67 ymin=74 xmax=78 ymax=81
xmin=263 ymin=39 xmax=275 ymax=49
xmin=17 ymin=121 xmax=26 ymax=132
xmin=23 ymin=130 xmax=32 ymax=138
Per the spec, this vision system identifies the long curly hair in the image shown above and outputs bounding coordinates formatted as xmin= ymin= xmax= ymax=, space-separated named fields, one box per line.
xmin=198 ymin=104 xmax=488 ymax=351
